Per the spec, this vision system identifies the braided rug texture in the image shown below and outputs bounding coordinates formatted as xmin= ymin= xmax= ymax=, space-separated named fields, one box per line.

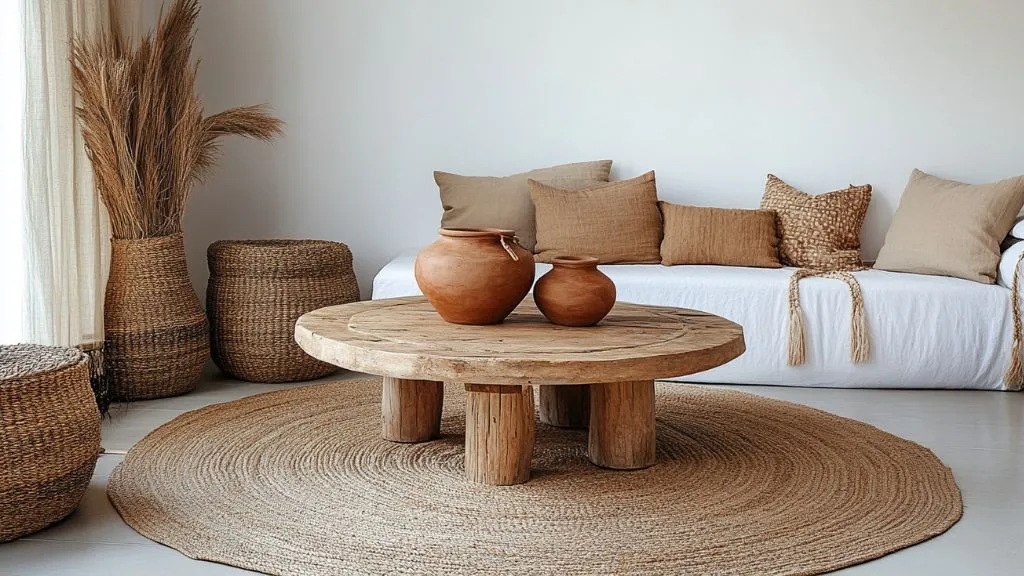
xmin=108 ymin=378 xmax=961 ymax=576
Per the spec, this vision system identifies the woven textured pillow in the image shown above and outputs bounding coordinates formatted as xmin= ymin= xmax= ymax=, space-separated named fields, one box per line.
xmin=435 ymin=160 xmax=612 ymax=252
xmin=874 ymin=169 xmax=1024 ymax=284
xmin=759 ymin=175 xmax=872 ymax=269
xmin=659 ymin=202 xmax=781 ymax=268
xmin=530 ymin=171 xmax=663 ymax=264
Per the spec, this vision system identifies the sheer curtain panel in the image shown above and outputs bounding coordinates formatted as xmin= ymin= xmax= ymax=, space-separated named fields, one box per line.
xmin=20 ymin=0 xmax=123 ymax=347
xmin=0 ymin=2 xmax=25 ymax=344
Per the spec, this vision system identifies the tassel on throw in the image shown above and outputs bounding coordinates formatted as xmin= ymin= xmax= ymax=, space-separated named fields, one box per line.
xmin=1005 ymin=342 xmax=1022 ymax=391
xmin=787 ymin=270 xmax=810 ymax=366
xmin=844 ymin=272 xmax=870 ymax=364
xmin=788 ymin=304 xmax=807 ymax=366
xmin=1003 ymin=251 xmax=1024 ymax=391
xmin=786 ymin=268 xmax=870 ymax=366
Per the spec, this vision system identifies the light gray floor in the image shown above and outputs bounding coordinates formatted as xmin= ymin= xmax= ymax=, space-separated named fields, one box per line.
xmin=2 ymin=370 xmax=1022 ymax=575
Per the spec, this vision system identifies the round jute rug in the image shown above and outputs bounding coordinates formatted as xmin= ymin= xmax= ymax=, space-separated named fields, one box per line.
xmin=108 ymin=378 xmax=961 ymax=575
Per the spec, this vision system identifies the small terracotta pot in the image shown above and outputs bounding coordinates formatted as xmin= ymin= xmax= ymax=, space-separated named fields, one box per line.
xmin=415 ymin=228 xmax=535 ymax=325
xmin=534 ymin=256 xmax=616 ymax=327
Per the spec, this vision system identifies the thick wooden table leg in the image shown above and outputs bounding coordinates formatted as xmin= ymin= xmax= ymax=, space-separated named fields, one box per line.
xmin=588 ymin=380 xmax=656 ymax=470
xmin=381 ymin=377 xmax=443 ymax=443
xmin=464 ymin=384 xmax=535 ymax=485
xmin=539 ymin=385 xmax=590 ymax=428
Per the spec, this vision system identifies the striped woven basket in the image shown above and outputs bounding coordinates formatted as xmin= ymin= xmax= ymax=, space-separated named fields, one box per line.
xmin=104 ymin=234 xmax=209 ymax=400
xmin=0 ymin=345 xmax=101 ymax=542
xmin=207 ymin=240 xmax=360 ymax=383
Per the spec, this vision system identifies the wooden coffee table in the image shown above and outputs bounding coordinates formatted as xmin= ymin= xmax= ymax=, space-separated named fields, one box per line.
xmin=295 ymin=296 xmax=744 ymax=485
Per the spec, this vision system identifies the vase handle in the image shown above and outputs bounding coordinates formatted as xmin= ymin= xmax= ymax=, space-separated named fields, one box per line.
xmin=499 ymin=234 xmax=521 ymax=262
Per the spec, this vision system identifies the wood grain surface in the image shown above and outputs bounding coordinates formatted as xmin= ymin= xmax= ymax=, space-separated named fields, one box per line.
xmin=464 ymin=384 xmax=535 ymax=485
xmin=588 ymin=380 xmax=657 ymax=469
xmin=380 ymin=377 xmax=443 ymax=443
xmin=295 ymin=296 xmax=745 ymax=385
xmin=539 ymin=385 xmax=590 ymax=428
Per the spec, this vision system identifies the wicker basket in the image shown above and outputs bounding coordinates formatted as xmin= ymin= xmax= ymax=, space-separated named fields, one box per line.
xmin=105 ymin=234 xmax=209 ymax=400
xmin=0 ymin=345 xmax=101 ymax=542
xmin=207 ymin=240 xmax=360 ymax=383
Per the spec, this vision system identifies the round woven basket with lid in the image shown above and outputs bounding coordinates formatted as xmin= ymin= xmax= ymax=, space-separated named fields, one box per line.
xmin=0 ymin=344 xmax=101 ymax=542
xmin=207 ymin=239 xmax=360 ymax=383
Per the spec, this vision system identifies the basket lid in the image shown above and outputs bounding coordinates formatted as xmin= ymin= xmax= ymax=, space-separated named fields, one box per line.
xmin=0 ymin=344 xmax=86 ymax=381
xmin=207 ymin=239 xmax=353 ymax=278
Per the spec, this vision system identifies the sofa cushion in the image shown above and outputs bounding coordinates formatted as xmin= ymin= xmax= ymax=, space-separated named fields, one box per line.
xmin=530 ymin=171 xmax=663 ymax=264
xmin=760 ymin=174 xmax=872 ymax=270
xmin=875 ymin=169 xmax=1024 ymax=284
xmin=435 ymin=160 xmax=612 ymax=252
xmin=659 ymin=202 xmax=781 ymax=268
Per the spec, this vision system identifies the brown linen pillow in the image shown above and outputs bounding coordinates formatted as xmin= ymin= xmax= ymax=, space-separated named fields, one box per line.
xmin=530 ymin=171 xmax=662 ymax=264
xmin=435 ymin=160 xmax=612 ymax=252
xmin=759 ymin=174 xmax=872 ymax=269
xmin=874 ymin=169 xmax=1024 ymax=283
xmin=659 ymin=202 xmax=781 ymax=268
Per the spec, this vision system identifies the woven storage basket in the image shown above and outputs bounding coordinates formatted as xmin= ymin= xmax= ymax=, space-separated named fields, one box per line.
xmin=207 ymin=240 xmax=360 ymax=383
xmin=105 ymin=233 xmax=209 ymax=401
xmin=0 ymin=345 xmax=101 ymax=542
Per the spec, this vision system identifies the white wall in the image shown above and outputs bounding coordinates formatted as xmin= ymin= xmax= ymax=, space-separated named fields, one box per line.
xmin=178 ymin=0 xmax=1024 ymax=297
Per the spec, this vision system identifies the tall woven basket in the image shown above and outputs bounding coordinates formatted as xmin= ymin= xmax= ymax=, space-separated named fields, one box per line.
xmin=0 ymin=345 xmax=101 ymax=542
xmin=207 ymin=240 xmax=360 ymax=383
xmin=105 ymin=234 xmax=209 ymax=400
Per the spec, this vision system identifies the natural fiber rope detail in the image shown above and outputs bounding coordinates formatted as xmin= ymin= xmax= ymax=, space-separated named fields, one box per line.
xmin=788 ymin=268 xmax=870 ymax=366
xmin=1003 ymin=251 xmax=1024 ymax=391
xmin=500 ymin=234 xmax=520 ymax=261
xmin=107 ymin=378 xmax=962 ymax=576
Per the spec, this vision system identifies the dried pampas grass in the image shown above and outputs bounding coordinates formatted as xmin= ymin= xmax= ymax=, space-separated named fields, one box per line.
xmin=71 ymin=0 xmax=283 ymax=239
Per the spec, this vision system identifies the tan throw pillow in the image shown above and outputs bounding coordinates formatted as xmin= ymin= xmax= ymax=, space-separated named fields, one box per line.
xmin=530 ymin=171 xmax=662 ymax=264
xmin=659 ymin=202 xmax=781 ymax=268
xmin=874 ymin=169 xmax=1024 ymax=283
xmin=759 ymin=174 xmax=872 ymax=269
xmin=435 ymin=160 xmax=612 ymax=252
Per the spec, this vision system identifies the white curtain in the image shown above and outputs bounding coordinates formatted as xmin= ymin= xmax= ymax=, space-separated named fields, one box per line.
xmin=19 ymin=0 xmax=141 ymax=347
xmin=0 ymin=1 xmax=25 ymax=344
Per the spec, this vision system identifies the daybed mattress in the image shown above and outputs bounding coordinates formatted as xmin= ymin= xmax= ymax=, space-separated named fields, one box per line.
xmin=372 ymin=253 xmax=1014 ymax=390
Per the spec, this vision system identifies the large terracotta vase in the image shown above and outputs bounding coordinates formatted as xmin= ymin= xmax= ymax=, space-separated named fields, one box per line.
xmin=104 ymin=234 xmax=209 ymax=400
xmin=415 ymin=228 xmax=535 ymax=325
xmin=534 ymin=256 xmax=616 ymax=327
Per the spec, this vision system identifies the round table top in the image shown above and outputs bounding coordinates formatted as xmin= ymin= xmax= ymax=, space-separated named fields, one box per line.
xmin=294 ymin=296 xmax=745 ymax=385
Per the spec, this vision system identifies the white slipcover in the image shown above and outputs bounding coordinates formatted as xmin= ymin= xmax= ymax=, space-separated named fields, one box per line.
xmin=373 ymin=253 xmax=1015 ymax=390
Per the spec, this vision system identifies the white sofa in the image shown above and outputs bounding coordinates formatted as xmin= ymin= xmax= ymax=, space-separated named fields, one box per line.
xmin=372 ymin=251 xmax=1019 ymax=391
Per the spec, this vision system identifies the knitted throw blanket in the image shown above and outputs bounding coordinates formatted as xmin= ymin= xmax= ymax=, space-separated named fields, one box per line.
xmin=787 ymin=268 xmax=869 ymax=366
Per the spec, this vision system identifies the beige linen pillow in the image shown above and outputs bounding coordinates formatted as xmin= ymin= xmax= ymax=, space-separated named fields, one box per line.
xmin=530 ymin=171 xmax=662 ymax=264
xmin=874 ymin=169 xmax=1024 ymax=283
xmin=659 ymin=202 xmax=781 ymax=268
xmin=435 ymin=160 xmax=612 ymax=252
xmin=759 ymin=174 xmax=872 ymax=270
